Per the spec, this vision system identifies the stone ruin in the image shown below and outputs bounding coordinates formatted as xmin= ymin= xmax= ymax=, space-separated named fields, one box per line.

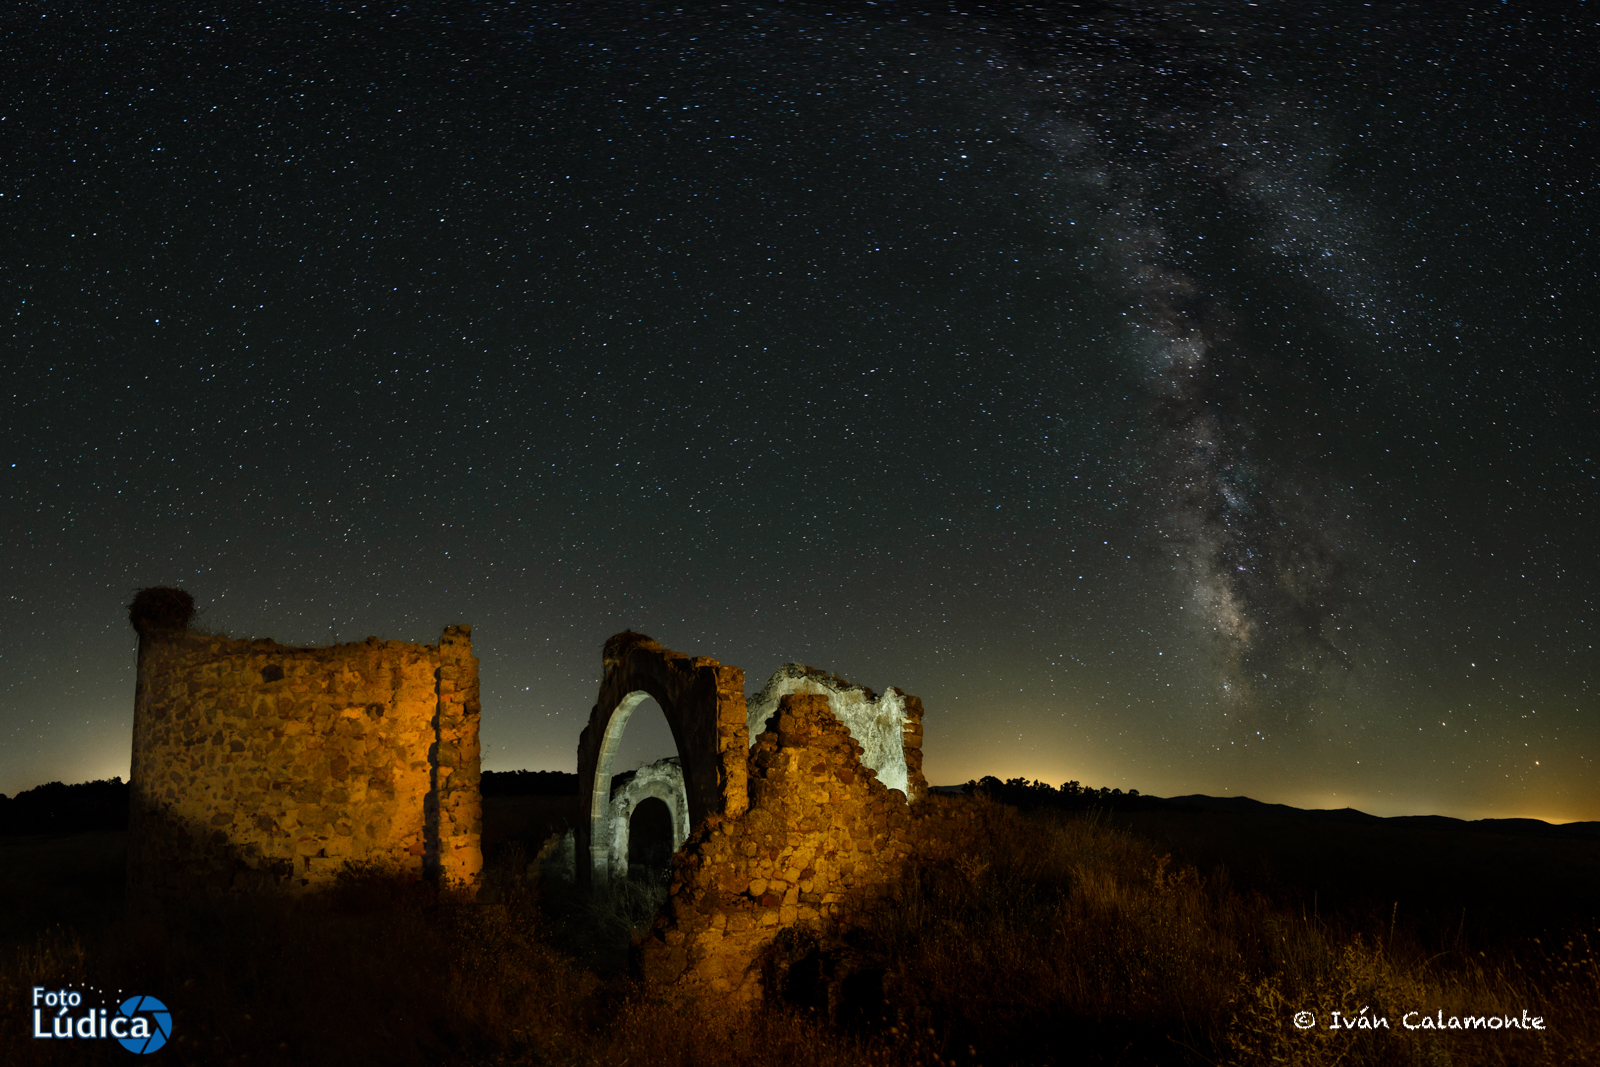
xmin=603 ymin=757 xmax=691 ymax=884
xmin=577 ymin=632 xmax=1004 ymax=1006
xmin=122 ymin=588 xmax=1004 ymax=1010
xmin=576 ymin=631 xmax=752 ymax=889
xmin=125 ymin=588 xmax=481 ymax=896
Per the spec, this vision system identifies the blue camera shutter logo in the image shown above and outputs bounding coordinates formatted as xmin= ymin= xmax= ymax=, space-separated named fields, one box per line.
xmin=116 ymin=996 xmax=172 ymax=1054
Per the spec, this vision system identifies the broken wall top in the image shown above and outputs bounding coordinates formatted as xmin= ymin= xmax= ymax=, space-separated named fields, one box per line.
xmin=746 ymin=663 xmax=920 ymax=798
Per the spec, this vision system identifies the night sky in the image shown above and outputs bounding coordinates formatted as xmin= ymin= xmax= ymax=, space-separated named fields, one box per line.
xmin=4 ymin=1 xmax=1595 ymax=821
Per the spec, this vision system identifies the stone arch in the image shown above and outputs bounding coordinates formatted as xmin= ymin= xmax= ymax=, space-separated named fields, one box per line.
xmin=575 ymin=632 xmax=747 ymax=888
xmin=606 ymin=757 xmax=691 ymax=882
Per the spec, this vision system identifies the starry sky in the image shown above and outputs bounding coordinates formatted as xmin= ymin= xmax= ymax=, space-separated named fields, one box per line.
xmin=4 ymin=1 xmax=1595 ymax=821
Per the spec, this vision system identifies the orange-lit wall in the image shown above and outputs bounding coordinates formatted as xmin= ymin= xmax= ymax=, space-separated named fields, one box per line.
xmin=128 ymin=621 xmax=480 ymax=895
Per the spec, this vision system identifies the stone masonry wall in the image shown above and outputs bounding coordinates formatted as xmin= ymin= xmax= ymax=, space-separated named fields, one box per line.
xmin=899 ymin=689 xmax=929 ymax=803
xmin=637 ymin=692 xmax=1011 ymax=1004
xmin=745 ymin=665 xmax=930 ymax=801
xmin=434 ymin=626 xmax=483 ymax=885
xmin=128 ymin=605 xmax=481 ymax=896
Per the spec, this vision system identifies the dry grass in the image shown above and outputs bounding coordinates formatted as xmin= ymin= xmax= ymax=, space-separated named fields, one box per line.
xmin=854 ymin=807 xmax=1600 ymax=1066
xmin=1 ymin=806 xmax=1595 ymax=1066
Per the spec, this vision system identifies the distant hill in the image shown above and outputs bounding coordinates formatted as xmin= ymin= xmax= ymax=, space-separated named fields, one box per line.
xmin=0 ymin=771 xmax=576 ymax=834
xmin=480 ymin=769 xmax=579 ymax=797
xmin=953 ymin=776 xmax=1600 ymax=841
xmin=0 ymin=778 xmax=129 ymax=835
xmin=1158 ymin=793 xmax=1600 ymax=841
xmin=5 ymin=770 xmax=1588 ymax=842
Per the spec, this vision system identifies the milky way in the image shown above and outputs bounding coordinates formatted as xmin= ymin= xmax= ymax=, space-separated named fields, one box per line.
xmin=1001 ymin=7 xmax=1385 ymax=726
xmin=3 ymin=1 xmax=1594 ymax=818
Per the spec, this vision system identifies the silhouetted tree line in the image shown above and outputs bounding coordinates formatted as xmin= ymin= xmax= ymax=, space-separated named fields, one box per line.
xmin=0 ymin=770 xmax=1143 ymax=833
xmin=0 ymin=771 xmax=577 ymax=833
xmin=966 ymin=776 xmax=1163 ymax=812
xmin=0 ymin=778 xmax=130 ymax=834
xmin=480 ymin=769 xmax=579 ymax=797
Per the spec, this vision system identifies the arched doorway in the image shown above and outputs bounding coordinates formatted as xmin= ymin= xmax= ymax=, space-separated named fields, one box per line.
xmin=584 ymin=689 xmax=658 ymax=887
xmin=595 ymin=696 xmax=691 ymax=883
xmin=575 ymin=632 xmax=749 ymax=889
xmin=603 ymin=758 xmax=691 ymax=883
xmin=629 ymin=796 xmax=674 ymax=876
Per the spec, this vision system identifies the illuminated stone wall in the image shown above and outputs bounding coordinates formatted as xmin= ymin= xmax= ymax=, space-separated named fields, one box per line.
xmin=637 ymin=692 xmax=1008 ymax=1005
xmin=604 ymin=757 xmax=691 ymax=884
xmin=745 ymin=664 xmax=929 ymax=799
xmin=126 ymin=589 xmax=481 ymax=896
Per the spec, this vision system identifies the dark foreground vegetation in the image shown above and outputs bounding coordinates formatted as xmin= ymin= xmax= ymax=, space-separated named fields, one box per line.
xmin=0 ymin=779 xmax=130 ymax=836
xmin=0 ymin=773 xmax=575 ymax=837
xmin=1 ymin=789 xmax=1597 ymax=1066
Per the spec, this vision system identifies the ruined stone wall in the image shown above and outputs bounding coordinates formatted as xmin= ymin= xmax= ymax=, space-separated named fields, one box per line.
xmin=637 ymin=692 xmax=1009 ymax=1003
xmin=433 ymin=626 xmax=482 ymax=884
xmin=745 ymin=665 xmax=929 ymax=800
xmin=127 ymin=598 xmax=480 ymax=896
